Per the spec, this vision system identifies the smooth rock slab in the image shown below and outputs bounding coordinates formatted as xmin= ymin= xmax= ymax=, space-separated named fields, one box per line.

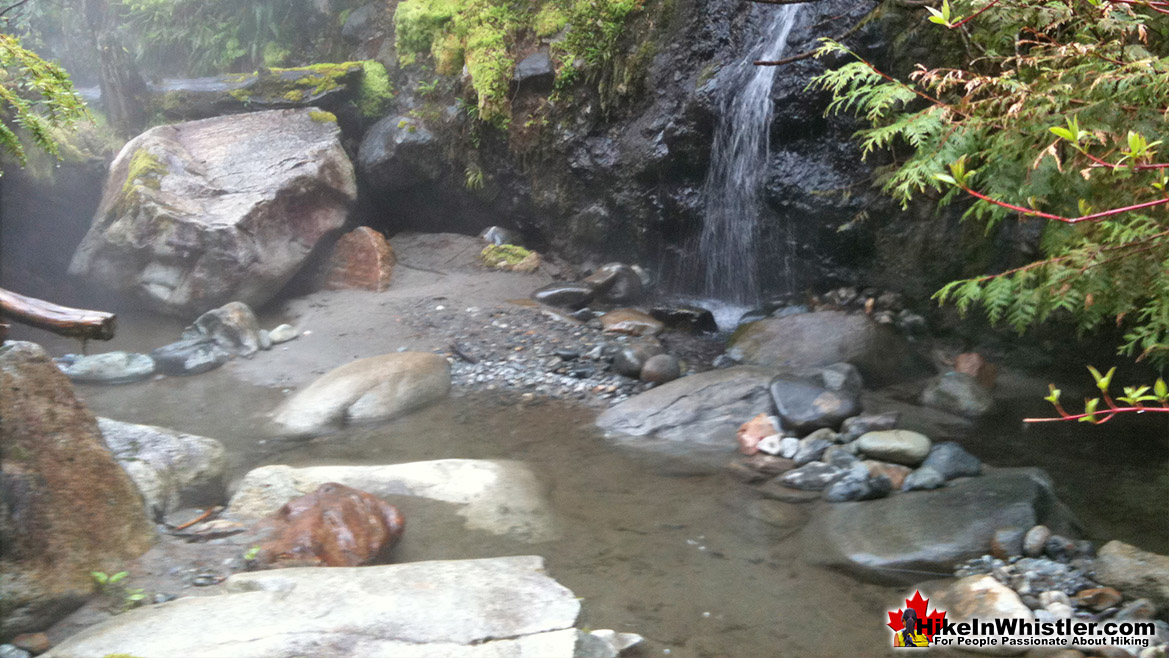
xmin=272 ymin=351 xmax=451 ymax=436
xmin=596 ymin=367 xmax=775 ymax=446
xmin=98 ymin=417 xmax=227 ymax=518
xmin=805 ymin=468 xmax=1078 ymax=584
xmin=228 ymin=460 xmax=557 ymax=542
xmin=42 ymin=557 xmax=582 ymax=658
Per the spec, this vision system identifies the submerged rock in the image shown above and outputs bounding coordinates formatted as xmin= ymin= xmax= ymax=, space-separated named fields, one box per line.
xmin=98 ymin=418 xmax=227 ymax=518
xmin=150 ymin=338 xmax=232 ymax=376
xmin=228 ymin=460 xmax=556 ymax=542
xmin=272 ymin=352 xmax=451 ymax=436
xmin=920 ymin=372 xmax=994 ymax=419
xmin=42 ymin=557 xmax=584 ymax=658
xmin=68 ymin=108 xmax=356 ymax=316
xmin=56 ymin=351 xmax=155 ymax=384
xmin=0 ymin=342 xmax=155 ymax=637
xmin=921 ymin=441 xmax=982 ymax=480
xmin=727 ymin=311 xmax=929 ymax=386
xmin=650 ymin=305 xmax=718 ymax=333
xmin=258 ymin=483 xmax=404 ymax=567
xmin=596 ymin=366 xmax=774 ymax=446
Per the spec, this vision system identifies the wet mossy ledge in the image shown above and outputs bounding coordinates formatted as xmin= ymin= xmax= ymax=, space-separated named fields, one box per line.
xmin=149 ymin=61 xmax=392 ymax=123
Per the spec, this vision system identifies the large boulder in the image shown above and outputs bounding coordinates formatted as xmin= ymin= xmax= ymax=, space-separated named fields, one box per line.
xmin=227 ymin=460 xmax=557 ymax=542
xmin=0 ymin=342 xmax=155 ymax=637
xmin=272 ymin=352 xmax=451 ymax=436
xmin=920 ymin=372 xmax=995 ymax=419
xmin=1095 ymin=541 xmax=1169 ymax=611
xmin=357 ymin=115 xmax=445 ymax=191
xmin=41 ymin=556 xmax=585 ymax=658
xmin=596 ymin=367 xmax=775 ymax=446
xmin=321 ymin=226 xmax=395 ymax=291
xmin=769 ymin=377 xmax=861 ymax=435
xmin=804 ymin=468 xmax=1078 ymax=584
xmin=727 ymin=311 xmax=930 ymax=385
xmin=180 ymin=301 xmax=263 ymax=357
xmin=149 ymin=65 xmax=365 ymax=122
xmin=68 ymin=108 xmax=357 ymax=316
xmin=97 ymin=417 xmax=227 ymax=519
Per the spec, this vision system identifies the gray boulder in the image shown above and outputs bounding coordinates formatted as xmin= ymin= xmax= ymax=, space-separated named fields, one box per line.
xmin=357 ymin=115 xmax=444 ymax=191
xmin=98 ymin=418 xmax=227 ymax=519
xmin=769 ymin=377 xmax=861 ymax=435
xmin=901 ymin=466 xmax=946 ymax=491
xmin=921 ymin=441 xmax=982 ymax=480
xmin=1095 ymin=541 xmax=1169 ymax=611
xmin=181 ymin=301 xmax=262 ymax=357
xmin=69 ymin=108 xmax=356 ymax=317
xmin=823 ymin=463 xmax=892 ymax=503
xmin=513 ymin=52 xmax=555 ymax=93
xmin=920 ymin=372 xmax=995 ymax=419
xmin=531 ymin=281 xmax=596 ymax=309
xmin=583 ymin=263 xmax=643 ymax=304
xmin=227 ymin=460 xmax=557 ymax=542
xmin=596 ymin=367 xmax=774 ymax=446
xmin=805 ymin=468 xmax=1078 ymax=584
xmin=727 ymin=311 xmax=930 ymax=385
xmin=56 ymin=351 xmax=155 ymax=384
xmin=272 ymin=352 xmax=451 ymax=436
xmin=42 ymin=557 xmax=585 ymax=658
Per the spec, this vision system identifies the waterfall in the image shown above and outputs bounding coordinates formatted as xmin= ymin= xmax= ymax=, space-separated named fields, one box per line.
xmin=698 ymin=4 xmax=801 ymax=304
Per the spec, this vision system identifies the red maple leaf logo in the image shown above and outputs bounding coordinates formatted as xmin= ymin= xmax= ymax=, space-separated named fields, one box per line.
xmin=887 ymin=591 xmax=947 ymax=642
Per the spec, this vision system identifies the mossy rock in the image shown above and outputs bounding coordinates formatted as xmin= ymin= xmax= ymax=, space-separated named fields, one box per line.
xmin=480 ymin=244 xmax=540 ymax=272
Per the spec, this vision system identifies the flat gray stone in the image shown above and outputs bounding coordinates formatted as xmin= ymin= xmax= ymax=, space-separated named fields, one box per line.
xmin=57 ymin=351 xmax=155 ymax=384
xmin=42 ymin=557 xmax=582 ymax=658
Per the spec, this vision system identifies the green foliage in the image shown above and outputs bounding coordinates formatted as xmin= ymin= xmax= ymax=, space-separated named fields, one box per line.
xmin=464 ymin=162 xmax=485 ymax=189
xmin=243 ymin=546 xmax=261 ymax=561
xmin=356 ymin=61 xmax=394 ymax=118
xmin=0 ymin=34 xmax=89 ymax=176
xmin=91 ymin=571 xmax=147 ymax=613
xmin=811 ymin=0 xmax=1169 ymax=366
xmin=1036 ymin=367 xmax=1169 ymax=424
xmin=394 ymin=0 xmax=645 ymax=127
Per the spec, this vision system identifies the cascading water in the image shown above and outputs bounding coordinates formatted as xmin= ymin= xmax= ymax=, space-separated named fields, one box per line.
xmin=698 ymin=4 xmax=801 ymax=305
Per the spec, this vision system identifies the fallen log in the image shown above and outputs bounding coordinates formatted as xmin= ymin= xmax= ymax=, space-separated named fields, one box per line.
xmin=0 ymin=288 xmax=116 ymax=341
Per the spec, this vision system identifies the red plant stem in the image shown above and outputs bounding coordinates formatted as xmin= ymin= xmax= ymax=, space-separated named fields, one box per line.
xmin=949 ymin=0 xmax=1000 ymax=28
xmin=1081 ymin=150 xmax=1169 ymax=171
xmin=957 ymin=185 xmax=1169 ymax=223
xmin=1025 ymin=406 xmax=1169 ymax=423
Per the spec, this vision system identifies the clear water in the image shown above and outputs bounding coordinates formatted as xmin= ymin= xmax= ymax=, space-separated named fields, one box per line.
xmin=699 ymin=5 xmax=801 ymax=304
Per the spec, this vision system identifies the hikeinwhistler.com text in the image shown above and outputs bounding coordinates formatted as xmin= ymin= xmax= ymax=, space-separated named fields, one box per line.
xmin=921 ymin=618 xmax=1157 ymax=649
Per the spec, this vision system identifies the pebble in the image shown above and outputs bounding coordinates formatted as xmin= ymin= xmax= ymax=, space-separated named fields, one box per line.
xmin=1024 ymin=525 xmax=1052 ymax=557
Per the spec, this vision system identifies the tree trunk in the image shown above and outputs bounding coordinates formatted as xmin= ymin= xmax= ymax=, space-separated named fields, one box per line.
xmin=0 ymin=288 xmax=116 ymax=341
xmin=84 ymin=0 xmax=148 ymax=137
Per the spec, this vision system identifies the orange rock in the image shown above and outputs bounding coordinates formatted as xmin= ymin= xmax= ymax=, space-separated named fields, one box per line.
xmin=323 ymin=227 xmax=395 ymax=292
xmin=737 ymin=413 xmax=780 ymax=456
xmin=862 ymin=460 xmax=912 ymax=489
xmin=954 ymin=352 xmax=998 ymax=390
xmin=259 ymin=483 xmax=404 ymax=567
xmin=12 ymin=632 xmax=51 ymax=654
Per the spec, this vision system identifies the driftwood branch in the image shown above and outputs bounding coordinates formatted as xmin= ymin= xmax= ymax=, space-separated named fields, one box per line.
xmin=0 ymin=288 xmax=116 ymax=341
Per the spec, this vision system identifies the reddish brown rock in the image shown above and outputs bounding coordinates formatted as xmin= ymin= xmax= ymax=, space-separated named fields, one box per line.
xmin=12 ymin=632 xmax=51 ymax=654
xmin=323 ymin=226 xmax=395 ymax=292
xmin=862 ymin=460 xmax=912 ymax=490
xmin=258 ymin=482 xmax=404 ymax=567
xmin=736 ymin=413 xmax=779 ymax=456
xmin=1074 ymin=587 xmax=1123 ymax=611
xmin=954 ymin=352 xmax=998 ymax=390
xmin=0 ymin=342 xmax=156 ymax=637
xmin=599 ymin=309 xmax=664 ymax=337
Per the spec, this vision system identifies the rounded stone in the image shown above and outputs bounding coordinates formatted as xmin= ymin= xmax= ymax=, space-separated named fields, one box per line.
xmin=1023 ymin=525 xmax=1052 ymax=557
xmin=640 ymin=354 xmax=681 ymax=384
xmin=854 ymin=430 xmax=932 ymax=466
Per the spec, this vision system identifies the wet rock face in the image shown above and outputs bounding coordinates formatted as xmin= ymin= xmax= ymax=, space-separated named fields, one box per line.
xmin=68 ymin=108 xmax=356 ymax=317
xmin=769 ymin=377 xmax=861 ymax=435
xmin=258 ymin=483 xmax=404 ymax=568
xmin=357 ymin=115 xmax=444 ymax=191
xmin=0 ymin=342 xmax=155 ymax=637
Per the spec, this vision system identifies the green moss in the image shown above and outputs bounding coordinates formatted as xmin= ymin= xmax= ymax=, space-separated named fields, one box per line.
xmin=123 ymin=150 xmax=166 ymax=194
xmin=356 ymin=61 xmax=394 ymax=118
xmin=228 ymin=87 xmax=252 ymax=103
xmin=481 ymin=243 xmax=532 ymax=267
xmin=283 ymin=89 xmax=307 ymax=102
xmin=432 ymin=33 xmax=465 ymax=75
xmin=309 ymin=110 xmax=338 ymax=123
xmin=262 ymin=41 xmax=290 ymax=67
xmin=534 ymin=4 xmax=569 ymax=37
